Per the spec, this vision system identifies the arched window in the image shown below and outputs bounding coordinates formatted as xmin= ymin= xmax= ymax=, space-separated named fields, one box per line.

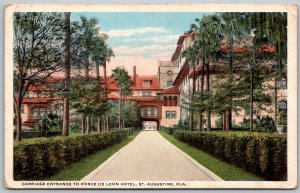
xmin=163 ymin=96 xmax=168 ymax=106
xmin=168 ymin=96 xmax=173 ymax=106
xmin=278 ymin=101 xmax=287 ymax=112
xmin=173 ymin=96 xmax=177 ymax=106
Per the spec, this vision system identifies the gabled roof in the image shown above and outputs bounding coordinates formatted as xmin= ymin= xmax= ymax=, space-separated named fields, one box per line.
xmin=132 ymin=75 xmax=160 ymax=90
xmin=157 ymin=86 xmax=179 ymax=95
xmin=106 ymin=75 xmax=161 ymax=91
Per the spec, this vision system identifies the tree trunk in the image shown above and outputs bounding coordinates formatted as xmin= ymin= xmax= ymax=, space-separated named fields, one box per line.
xmin=14 ymin=100 xmax=22 ymax=142
xmin=97 ymin=117 xmax=101 ymax=132
xmin=102 ymin=116 xmax=106 ymax=131
xmin=206 ymin=62 xmax=211 ymax=131
xmin=189 ymin=66 xmax=196 ymax=131
xmin=81 ymin=115 xmax=86 ymax=133
xmin=222 ymin=113 xmax=226 ymax=131
xmin=118 ymin=88 xmax=122 ymax=130
xmin=107 ymin=115 xmax=110 ymax=131
xmin=225 ymin=109 xmax=230 ymax=131
xmin=198 ymin=113 xmax=202 ymax=132
xmin=274 ymin=66 xmax=278 ymax=124
xmin=86 ymin=116 xmax=90 ymax=134
xmin=62 ymin=12 xmax=71 ymax=137
xmin=199 ymin=61 xmax=205 ymax=131
xmin=96 ymin=63 xmax=100 ymax=79
xmin=84 ymin=59 xmax=89 ymax=78
xmin=103 ymin=61 xmax=108 ymax=97
xmin=250 ymin=64 xmax=254 ymax=132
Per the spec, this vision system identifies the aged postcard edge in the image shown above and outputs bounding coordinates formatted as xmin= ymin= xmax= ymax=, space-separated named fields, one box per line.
xmin=4 ymin=4 xmax=298 ymax=189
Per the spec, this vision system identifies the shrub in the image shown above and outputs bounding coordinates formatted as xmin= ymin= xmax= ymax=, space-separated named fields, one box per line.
xmin=14 ymin=129 xmax=131 ymax=180
xmin=13 ymin=131 xmax=44 ymax=139
xmin=160 ymin=126 xmax=176 ymax=135
xmin=173 ymin=130 xmax=287 ymax=181
xmin=215 ymin=117 xmax=223 ymax=128
xmin=254 ymin=116 xmax=276 ymax=132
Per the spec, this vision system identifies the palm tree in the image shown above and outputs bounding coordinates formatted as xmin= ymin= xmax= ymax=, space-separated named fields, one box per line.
xmin=202 ymin=15 xmax=223 ymax=131
xmin=220 ymin=13 xmax=243 ymax=131
xmin=182 ymin=42 xmax=200 ymax=131
xmin=102 ymin=46 xmax=114 ymax=96
xmin=77 ymin=16 xmax=100 ymax=133
xmin=62 ymin=12 xmax=71 ymax=137
xmin=112 ymin=67 xmax=131 ymax=130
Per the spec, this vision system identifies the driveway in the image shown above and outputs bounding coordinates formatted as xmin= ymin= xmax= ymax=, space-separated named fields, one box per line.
xmin=82 ymin=131 xmax=219 ymax=181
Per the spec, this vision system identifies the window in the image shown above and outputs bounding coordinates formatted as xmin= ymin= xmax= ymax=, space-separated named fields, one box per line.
xmin=278 ymin=101 xmax=287 ymax=112
xmin=153 ymin=107 xmax=158 ymax=117
xmin=142 ymin=91 xmax=151 ymax=96
xmin=277 ymin=78 xmax=287 ymax=90
xmin=165 ymin=111 xmax=171 ymax=119
xmin=167 ymin=81 xmax=173 ymax=87
xmin=167 ymin=70 xmax=173 ymax=76
xmin=168 ymin=96 xmax=173 ymax=106
xmin=163 ymin=96 xmax=168 ymax=106
xmin=146 ymin=107 xmax=152 ymax=117
xmin=20 ymin=105 xmax=24 ymax=114
xmin=173 ymin=96 xmax=178 ymax=106
xmin=140 ymin=108 xmax=145 ymax=117
xmin=166 ymin=111 xmax=176 ymax=119
xmin=40 ymin=109 xmax=45 ymax=117
xmin=32 ymin=108 xmax=38 ymax=118
xmin=143 ymin=80 xmax=151 ymax=87
xmin=171 ymin=111 xmax=176 ymax=118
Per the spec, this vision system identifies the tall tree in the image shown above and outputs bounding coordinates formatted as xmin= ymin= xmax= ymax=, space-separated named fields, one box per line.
xmin=182 ymin=43 xmax=200 ymax=131
xmin=62 ymin=12 xmax=71 ymax=137
xmin=112 ymin=67 xmax=132 ymax=130
xmin=13 ymin=13 xmax=64 ymax=141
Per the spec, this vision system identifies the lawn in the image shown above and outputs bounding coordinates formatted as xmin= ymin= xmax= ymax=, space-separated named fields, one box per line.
xmin=46 ymin=132 xmax=139 ymax=181
xmin=159 ymin=131 xmax=264 ymax=181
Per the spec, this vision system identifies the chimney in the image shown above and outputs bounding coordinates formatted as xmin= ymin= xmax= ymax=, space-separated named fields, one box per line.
xmin=133 ymin=66 xmax=137 ymax=86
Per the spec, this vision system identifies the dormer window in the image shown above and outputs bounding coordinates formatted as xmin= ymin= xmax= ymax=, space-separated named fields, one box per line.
xmin=143 ymin=80 xmax=151 ymax=87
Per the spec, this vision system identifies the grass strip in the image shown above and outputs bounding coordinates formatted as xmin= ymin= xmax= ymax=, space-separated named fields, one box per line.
xmin=159 ymin=131 xmax=264 ymax=181
xmin=46 ymin=132 xmax=139 ymax=181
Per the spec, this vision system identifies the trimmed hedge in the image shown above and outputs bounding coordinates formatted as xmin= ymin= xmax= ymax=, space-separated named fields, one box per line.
xmin=174 ymin=131 xmax=287 ymax=181
xmin=13 ymin=131 xmax=62 ymax=139
xmin=160 ymin=126 xmax=176 ymax=135
xmin=14 ymin=130 xmax=131 ymax=180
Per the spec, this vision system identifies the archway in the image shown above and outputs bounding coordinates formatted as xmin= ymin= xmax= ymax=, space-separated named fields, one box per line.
xmin=142 ymin=121 xmax=158 ymax=130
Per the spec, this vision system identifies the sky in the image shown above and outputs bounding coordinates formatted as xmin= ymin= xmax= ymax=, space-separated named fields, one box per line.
xmin=71 ymin=12 xmax=208 ymax=75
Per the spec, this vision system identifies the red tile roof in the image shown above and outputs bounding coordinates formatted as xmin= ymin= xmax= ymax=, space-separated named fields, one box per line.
xmin=132 ymin=75 xmax=160 ymax=90
xmin=106 ymin=75 xmax=160 ymax=91
xmin=22 ymin=98 xmax=52 ymax=103
xmin=157 ymin=86 xmax=179 ymax=95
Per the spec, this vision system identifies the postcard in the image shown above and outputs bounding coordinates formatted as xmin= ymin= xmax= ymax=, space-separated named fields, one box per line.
xmin=4 ymin=4 xmax=297 ymax=189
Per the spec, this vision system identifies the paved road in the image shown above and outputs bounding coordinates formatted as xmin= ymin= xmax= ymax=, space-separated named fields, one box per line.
xmin=83 ymin=131 xmax=216 ymax=181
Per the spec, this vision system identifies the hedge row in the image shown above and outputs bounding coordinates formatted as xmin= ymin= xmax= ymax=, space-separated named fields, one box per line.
xmin=14 ymin=130 xmax=130 ymax=180
xmin=174 ymin=131 xmax=287 ymax=181
xmin=160 ymin=126 xmax=176 ymax=135
xmin=13 ymin=131 xmax=62 ymax=139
